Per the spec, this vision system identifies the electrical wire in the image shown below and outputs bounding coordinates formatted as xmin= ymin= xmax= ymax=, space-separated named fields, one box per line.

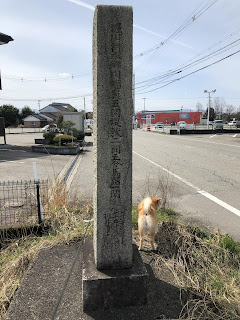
xmin=134 ymin=0 xmax=218 ymax=72
xmin=2 ymin=71 xmax=91 ymax=82
xmin=136 ymin=48 xmax=240 ymax=94
xmin=135 ymin=37 xmax=240 ymax=91
xmin=0 ymin=93 xmax=92 ymax=102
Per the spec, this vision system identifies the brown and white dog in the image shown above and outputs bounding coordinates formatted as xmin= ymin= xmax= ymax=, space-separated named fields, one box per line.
xmin=137 ymin=196 xmax=161 ymax=251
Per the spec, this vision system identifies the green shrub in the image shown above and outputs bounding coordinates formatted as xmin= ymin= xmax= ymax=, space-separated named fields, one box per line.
xmin=53 ymin=134 xmax=77 ymax=146
xmin=43 ymin=131 xmax=56 ymax=145
xmin=71 ymin=128 xmax=85 ymax=141
xmin=219 ymin=234 xmax=240 ymax=255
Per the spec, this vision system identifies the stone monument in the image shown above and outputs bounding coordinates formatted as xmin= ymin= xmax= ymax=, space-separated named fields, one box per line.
xmin=82 ymin=5 xmax=148 ymax=311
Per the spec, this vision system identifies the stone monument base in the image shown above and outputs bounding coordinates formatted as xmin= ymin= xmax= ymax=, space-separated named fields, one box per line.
xmin=82 ymin=239 xmax=148 ymax=311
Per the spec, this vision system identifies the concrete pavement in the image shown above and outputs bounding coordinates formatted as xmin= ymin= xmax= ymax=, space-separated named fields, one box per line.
xmin=0 ymin=133 xmax=74 ymax=182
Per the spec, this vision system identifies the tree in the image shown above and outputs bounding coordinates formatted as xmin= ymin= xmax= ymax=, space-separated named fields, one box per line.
xmin=61 ymin=120 xmax=76 ymax=134
xmin=195 ymin=102 xmax=203 ymax=112
xmin=214 ymin=97 xmax=226 ymax=119
xmin=225 ymin=105 xmax=236 ymax=122
xmin=19 ymin=105 xmax=34 ymax=124
xmin=203 ymin=107 xmax=216 ymax=121
xmin=0 ymin=104 xmax=19 ymax=127
xmin=236 ymin=106 xmax=240 ymax=120
xmin=56 ymin=114 xmax=63 ymax=128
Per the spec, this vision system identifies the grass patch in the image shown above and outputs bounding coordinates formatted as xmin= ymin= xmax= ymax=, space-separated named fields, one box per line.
xmin=132 ymin=205 xmax=240 ymax=319
xmin=153 ymin=222 xmax=240 ymax=319
xmin=1 ymin=195 xmax=240 ymax=320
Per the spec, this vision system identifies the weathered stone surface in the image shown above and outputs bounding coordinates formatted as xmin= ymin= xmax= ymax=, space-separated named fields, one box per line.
xmin=93 ymin=5 xmax=133 ymax=270
xmin=82 ymin=239 xmax=148 ymax=311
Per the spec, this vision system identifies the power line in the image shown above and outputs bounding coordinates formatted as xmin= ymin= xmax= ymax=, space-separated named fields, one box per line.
xmin=2 ymin=71 xmax=91 ymax=82
xmin=134 ymin=0 xmax=218 ymax=72
xmin=135 ymin=37 xmax=240 ymax=91
xmin=136 ymin=48 xmax=240 ymax=94
xmin=0 ymin=93 xmax=92 ymax=102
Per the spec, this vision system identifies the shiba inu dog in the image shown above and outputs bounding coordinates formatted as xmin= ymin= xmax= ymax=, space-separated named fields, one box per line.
xmin=137 ymin=196 xmax=161 ymax=251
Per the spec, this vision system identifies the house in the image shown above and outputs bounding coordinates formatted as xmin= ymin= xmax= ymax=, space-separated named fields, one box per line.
xmin=23 ymin=114 xmax=48 ymax=128
xmin=23 ymin=102 xmax=77 ymax=128
xmin=62 ymin=111 xmax=84 ymax=131
xmin=39 ymin=102 xmax=77 ymax=114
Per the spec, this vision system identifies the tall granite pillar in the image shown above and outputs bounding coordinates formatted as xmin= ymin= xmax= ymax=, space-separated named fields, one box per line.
xmin=93 ymin=5 xmax=133 ymax=270
xmin=82 ymin=5 xmax=148 ymax=311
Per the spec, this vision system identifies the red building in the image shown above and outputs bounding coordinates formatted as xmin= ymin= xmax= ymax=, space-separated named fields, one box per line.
xmin=136 ymin=110 xmax=202 ymax=125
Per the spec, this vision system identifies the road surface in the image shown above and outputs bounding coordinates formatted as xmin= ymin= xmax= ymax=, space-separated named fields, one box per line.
xmin=72 ymin=131 xmax=240 ymax=241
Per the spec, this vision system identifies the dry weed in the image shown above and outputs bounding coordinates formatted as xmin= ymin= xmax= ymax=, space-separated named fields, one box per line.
xmin=153 ymin=222 xmax=240 ymax=320
xmin=0 ymin=179 xmax=93 ymax=320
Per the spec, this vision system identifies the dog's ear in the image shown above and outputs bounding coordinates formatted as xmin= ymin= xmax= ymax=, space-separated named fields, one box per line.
xmin=152 ymin=196 xmax=161 ymax=204
xmin=155 ymin=197 xmax=161 ymax=204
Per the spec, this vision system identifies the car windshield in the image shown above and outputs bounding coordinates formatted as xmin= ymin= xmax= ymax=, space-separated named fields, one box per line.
xmin=215 ymin=120 xmax=223 ymax=123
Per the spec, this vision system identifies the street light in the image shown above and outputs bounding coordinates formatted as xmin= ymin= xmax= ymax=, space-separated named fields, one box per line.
xmin=142 ymin=98 xmax=146 ymax=111
xmin=204 ymin=89 xmax=216 ymax=129
xmin=0 ymin=32 xmax=13 ymax=45
xmin=0 ymin=32 xmax=13 ymax=90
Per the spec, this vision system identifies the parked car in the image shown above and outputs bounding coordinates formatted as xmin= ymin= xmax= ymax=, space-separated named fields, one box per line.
xmin=41 ymin=124 xmax=58 ymax=132
xmin=236 ymin=121 xmax=240 ymax=128
xmin=155 ymin=122 xmax=164 ymax=129
xmin=213 ymin=120 xmax=223 ymax=130
xmin=228 ymin=121 xmax=237 ymax=127
xmin=177 ymin=121 xmax=186 ymax=129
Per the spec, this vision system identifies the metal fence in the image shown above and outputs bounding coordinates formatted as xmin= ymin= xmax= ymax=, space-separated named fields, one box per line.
xmin=0 ymin=179 xmax=49 ymax=228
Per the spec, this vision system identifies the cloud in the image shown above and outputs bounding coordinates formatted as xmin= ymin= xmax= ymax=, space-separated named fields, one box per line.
xmin=133 ymin=24 xmax=165 ymax=39
xmin=66 ymin=0 xmax=194 ymax=50
xmin=133 ymin=24 xmax=194 ymax=50
xmin=59 ymin=73 xmax=71 ymax=77
xmin=67 ymin=0 xmax=95 ymax=11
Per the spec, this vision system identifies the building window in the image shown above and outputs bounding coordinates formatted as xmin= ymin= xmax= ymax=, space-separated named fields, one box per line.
xmin=31 ymin=122 xmax=36 ymax=126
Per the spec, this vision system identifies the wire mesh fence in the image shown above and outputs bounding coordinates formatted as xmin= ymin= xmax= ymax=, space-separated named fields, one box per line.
xmin=0 ymin=179 xmax=49 ymax=228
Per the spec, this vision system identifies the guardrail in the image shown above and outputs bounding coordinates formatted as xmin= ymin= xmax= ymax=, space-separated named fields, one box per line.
xmin=6 ymin=127 xmax=42 ymax=134
xmin=142 ymin=123 xmax=240 ymax=134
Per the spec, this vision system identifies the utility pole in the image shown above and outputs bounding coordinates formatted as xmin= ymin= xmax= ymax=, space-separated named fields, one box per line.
xmin=132 ymin=73 xmax=135 ymax=129
xmin=83 ymin=97 xmax=86 ymax=131
xmin=38 ymin=100 xmax=41 ymax=112
xmin=204 ymin=89 xmax=216 ymax=129
xmin=142 ymin=98 xmax=146 ymax=112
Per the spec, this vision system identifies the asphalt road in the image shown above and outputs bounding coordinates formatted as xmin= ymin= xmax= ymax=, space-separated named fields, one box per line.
xmin=71 ymin=130 xmax=240 ymax=241
xmin=132 ymin=130 xmax=240 ymax=241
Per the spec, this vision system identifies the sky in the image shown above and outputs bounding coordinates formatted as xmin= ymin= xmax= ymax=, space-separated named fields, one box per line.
xmin=0 ymin=0 xmax=240 ymax=113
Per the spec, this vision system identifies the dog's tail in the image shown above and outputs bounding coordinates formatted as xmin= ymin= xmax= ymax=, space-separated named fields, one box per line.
xmin=143 ymin=197 xmax=152 ymax=216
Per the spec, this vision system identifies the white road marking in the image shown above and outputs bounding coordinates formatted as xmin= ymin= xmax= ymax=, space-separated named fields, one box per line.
xmin=233 ymin=134 xmax=237 ymax=138
xmin=198 ymin=191 xmax=240 ymax=218
xmin=133 ymin=150 xmax=240 ymax=218
xmin=144 ymin=131 xmax=240 ymax=149
xmin=209 ymin=134 xmax=216 ymax=138
xmin=185 ymin=146 xmax=199 ymax=150
xmin=0 ymin=160 xmax=25 ymax=163
xmin=9 ymin=149 xmax=26 ymax=152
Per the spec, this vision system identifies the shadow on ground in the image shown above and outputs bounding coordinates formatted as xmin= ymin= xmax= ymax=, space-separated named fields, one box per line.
xmin=6 ymin=241 xmax=189 ymax=320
